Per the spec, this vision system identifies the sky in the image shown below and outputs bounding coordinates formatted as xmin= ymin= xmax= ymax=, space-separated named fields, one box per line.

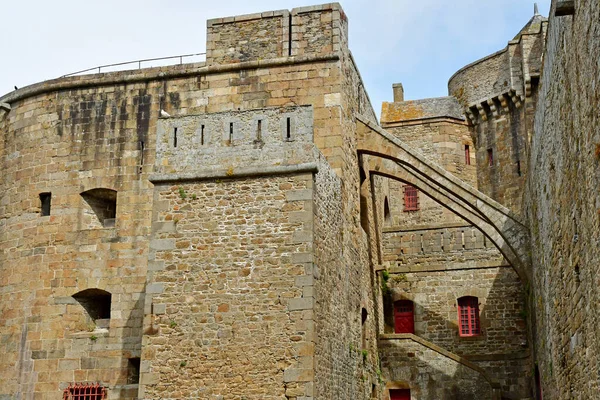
xmin=1 ymin=0 xmax=551 ymax=117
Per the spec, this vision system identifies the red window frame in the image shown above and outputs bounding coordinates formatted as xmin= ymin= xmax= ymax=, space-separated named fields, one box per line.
xmin=394 ymin=300 xmax=415 ymax=334
xmin=465 ymin=144 xmax=471 ymax=165
xmin=63 ymin=383 xmax=107 ymax=400
xmin=403 ymin=185 xmax=419 ymax=212
xmin=457 ymin=296 xmax=480 ymax=337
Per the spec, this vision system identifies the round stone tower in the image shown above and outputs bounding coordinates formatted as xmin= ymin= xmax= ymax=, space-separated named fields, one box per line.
xmin=448 ymin=8 xmax=547 ymax=213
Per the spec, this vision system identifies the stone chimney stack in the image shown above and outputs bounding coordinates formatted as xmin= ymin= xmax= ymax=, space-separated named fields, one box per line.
xmin=393 ymin=83 xmax=404 ymax=102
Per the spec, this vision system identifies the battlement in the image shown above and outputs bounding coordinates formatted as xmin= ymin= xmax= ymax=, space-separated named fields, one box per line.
xmin=448 ymin=12 xmax=547 ymax=124
xmin=206 ymin=3 xmax=347 ymax=65
xmin=153 ymin=106 xmax=318 ymax=179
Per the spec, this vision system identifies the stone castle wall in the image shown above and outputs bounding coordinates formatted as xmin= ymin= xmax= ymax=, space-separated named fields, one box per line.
xmin=377 ymin=86 xmax=531 ymax=398
xmin=526 ymin=0 xmax=600 ymax=398
xmin=0 ymin=3 xmax=380 ymax=399
xmin=448 ymin=17 xmax=547 ymax=214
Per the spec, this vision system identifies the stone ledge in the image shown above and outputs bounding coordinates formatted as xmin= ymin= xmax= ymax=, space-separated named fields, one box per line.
xmin=149 ymin=163 xmax=319 ymax=183
xmin=383 ymin=222 xmax=472 ymax=233
xmin=0 ymin=55 xmax=340 ymax=104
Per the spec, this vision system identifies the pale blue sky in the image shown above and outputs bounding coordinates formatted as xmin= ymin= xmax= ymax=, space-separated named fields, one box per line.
xmin=1 ymin=0 xmax=551 ymax=115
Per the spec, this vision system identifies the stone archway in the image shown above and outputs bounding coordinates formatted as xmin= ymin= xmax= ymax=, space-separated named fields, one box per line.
xmin=356 ymin=115 xmax=531 ymax=283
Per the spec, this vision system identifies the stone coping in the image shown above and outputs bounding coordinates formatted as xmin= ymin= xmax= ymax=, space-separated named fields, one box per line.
xmin=149 ymin=162 xmax=319 ymax=183
xmin=0 ymin=54 xmax=340 ymax=105
xmin=383 ymin=222 xmax=473 ymax=233
xmin=381 ymin=116 xmax=468 ymax=128
xmin=388 ymin=262 xmax=510 ymax=274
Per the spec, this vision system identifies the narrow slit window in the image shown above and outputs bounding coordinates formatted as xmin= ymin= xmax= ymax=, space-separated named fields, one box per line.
xmin=487 ymin=148 xmax=494 ymax=166
xmin=286 ymin=117 xmax=291 ymax=140
xmin=128 ymin=358 xmax=141 ymax=384
xmin=465 ymin=145 xmax=471 ymax=165
xmin=517 ymin=161 xmax=522 ymax=176
xmin=173 ymin=127 xmax=178 ymax=148
xmin=403 ymin=185 xmax=419 ymax=212
xmin=40 ymin=192 xmax=51 ymax=216
xmin=288 ymin=15 xmax=293 ymax=56
xmin=457 ymin=296 xmax=480 ymax=337
xmin=229 ymin=122 xmax=234 ymax=144
xmin=257 ymin=120 xmax=262 ymax=141
xmin=201 ymin=125 xmax=205 ymax=146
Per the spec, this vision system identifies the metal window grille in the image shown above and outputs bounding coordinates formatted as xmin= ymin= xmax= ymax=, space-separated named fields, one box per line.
xmin=458 ymin=296 xmax=480 ymax=336
xmin=63 ymin=383 xmax=107 ymax=400
xmin=403 ymin=185 xmax=419 ymax=211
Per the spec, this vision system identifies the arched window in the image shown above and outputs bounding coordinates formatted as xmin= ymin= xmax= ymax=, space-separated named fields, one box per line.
xmin=394 ymin=300 xmax=414 ymax=334
xmin=384 ymin=197 xmax=391 ymax=223
xmin=80 ymin=188 xmax=117 ymax=228
xmin=72 ymin=288 xmax=112 ymax=327
xmin=457 ymin=296 xmax=480 ymax=336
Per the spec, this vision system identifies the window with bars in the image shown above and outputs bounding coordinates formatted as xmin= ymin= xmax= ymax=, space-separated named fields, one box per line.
xmin=457 ymin=296 xmax=480 ymax=337
xmin=403 ymin=185 xmax=419 ymax=212
xmin=63 ymin=383 xmax=107 ymax=400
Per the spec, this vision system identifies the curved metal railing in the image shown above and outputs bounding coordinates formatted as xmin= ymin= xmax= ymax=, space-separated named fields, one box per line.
xmin=61 ymin=52 xmax=206 ymax=78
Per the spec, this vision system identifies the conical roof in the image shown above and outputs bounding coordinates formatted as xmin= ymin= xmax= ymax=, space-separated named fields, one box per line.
xmin=513 ymin=5 xmax=547 ymax=40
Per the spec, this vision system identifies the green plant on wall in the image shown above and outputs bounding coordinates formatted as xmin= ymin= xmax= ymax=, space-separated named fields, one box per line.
xmin=381 ymin=270 xmax=390 ymax=296
xmin=178 ymin=187 xmax=187 ymax=199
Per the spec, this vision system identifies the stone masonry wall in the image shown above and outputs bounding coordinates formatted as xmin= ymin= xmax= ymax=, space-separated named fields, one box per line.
xmin=526 ymin=0 xmax=600 ymax=398
xmin=0 ymin=77 xmax=159 ymax=399
xmin=382 ymin=267 xmax=529 ymax=397
xmin=383 ymin=225 xmax=504 ymax=270
xmin=471 ymin=101 xmax=535 ymax=214
xmin=379 ymin=337 xmax=495 ymax=400
xmin=142 ymin=173 xmax=315 ymax=399
xmin=0 ymin=27 xmax=363 ymax=399
xmin=382 ymin=119 xmax=476 ymax=228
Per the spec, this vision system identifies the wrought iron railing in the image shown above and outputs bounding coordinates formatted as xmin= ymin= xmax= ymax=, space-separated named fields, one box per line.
xmin=61 ymin=53 xmax=206 ymax=78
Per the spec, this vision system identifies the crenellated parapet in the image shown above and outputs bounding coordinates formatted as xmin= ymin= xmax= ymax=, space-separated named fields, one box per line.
xmin=206 ymin=3 xmax=347 ymax=66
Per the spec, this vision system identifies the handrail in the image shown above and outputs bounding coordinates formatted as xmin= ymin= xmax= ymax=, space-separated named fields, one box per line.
xmin=61 ymin=53 xmax=206 ymax=78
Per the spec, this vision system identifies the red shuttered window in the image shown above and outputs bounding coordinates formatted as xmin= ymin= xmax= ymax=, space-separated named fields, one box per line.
xmin=403 ymin=185 xmax=419 ymax=212
xmin=63 ymin=383 xmax=107 ymax=400
xmin=458 ymin=296 xmax=480 ymax=337
xmin=394 ymin=300 xmax=415 ymax=334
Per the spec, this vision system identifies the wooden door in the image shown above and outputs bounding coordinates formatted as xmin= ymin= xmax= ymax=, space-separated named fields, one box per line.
xmin=389 ymin=388 xmax=411 ymax=400
xmin=394 ymin=300 xmax=414 ymax=334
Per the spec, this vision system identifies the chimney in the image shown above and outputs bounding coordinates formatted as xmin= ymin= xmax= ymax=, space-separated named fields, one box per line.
xmin=393 ymin=83 xmax=404 ymax=102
